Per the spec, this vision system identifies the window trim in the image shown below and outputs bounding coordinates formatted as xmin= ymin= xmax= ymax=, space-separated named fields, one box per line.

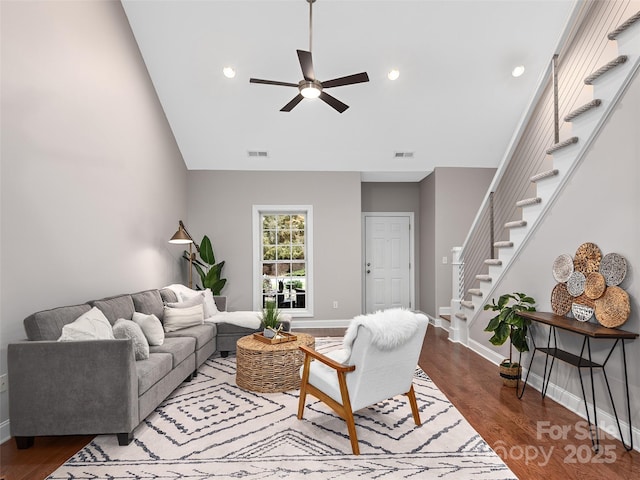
xmin=252 ymin=205 xmax=313 ymax=317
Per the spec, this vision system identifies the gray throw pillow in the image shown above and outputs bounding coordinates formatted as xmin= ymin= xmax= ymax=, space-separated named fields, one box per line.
xmin=113 ymin=318 xmax=150 ymax=360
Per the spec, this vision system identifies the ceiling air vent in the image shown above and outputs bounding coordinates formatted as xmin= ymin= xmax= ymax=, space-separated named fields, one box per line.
xmin=248 ymin=150 xmax=269 ymax=158
xmin=394 ymin=152 xmax=414 ymax=158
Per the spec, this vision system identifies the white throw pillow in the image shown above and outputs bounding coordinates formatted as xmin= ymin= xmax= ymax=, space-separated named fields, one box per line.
xmin=113 ymin=318 xmax=150 ymax=360
xmin=132 ymin=312 xmax=165 ymax=346
xmin=58 ymin=307 xmax=115 ymax=342
xmin=163 ymin=304 xmax=204 ymax=332
xmin=168 ymin=292 xmax=204 ymax=309
xmin=202 ymin=289 xmax=219 ymax=317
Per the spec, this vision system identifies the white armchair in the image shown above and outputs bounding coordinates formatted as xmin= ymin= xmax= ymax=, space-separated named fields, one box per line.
xmin=297 ymin=309 xmax=429 ymax=455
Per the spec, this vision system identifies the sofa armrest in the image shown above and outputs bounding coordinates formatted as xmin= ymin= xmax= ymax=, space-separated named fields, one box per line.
xmin=214 ymin=295 xmax=227 ymax=312
xmin=8 ymin=339 xmax=138 ymax=437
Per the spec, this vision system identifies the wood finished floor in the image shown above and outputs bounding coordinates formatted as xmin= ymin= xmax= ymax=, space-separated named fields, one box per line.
xmin=2 ymin=325 xmax=639 ymax=480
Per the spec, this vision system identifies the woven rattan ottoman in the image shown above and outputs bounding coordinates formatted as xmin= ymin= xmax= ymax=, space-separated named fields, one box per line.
xmin=236 ymin=333 xmax=315 ymax=393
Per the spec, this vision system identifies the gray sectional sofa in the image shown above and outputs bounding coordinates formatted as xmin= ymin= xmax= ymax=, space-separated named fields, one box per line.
xmin=6 ymin=287 xmax=281 ymax=449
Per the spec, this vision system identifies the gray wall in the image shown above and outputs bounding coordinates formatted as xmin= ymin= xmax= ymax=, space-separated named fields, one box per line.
xmin=470 ymin=70 xmax=640 ymax=434
xmin=362 ymin=182 xmax=421 ymax=310
xmin=186 ymin=171 xmax=362 ymax=321
xmin=0 ymin=0 xmax=188 ymax=438
xmin=419 ymin=167 xmax=495 ymax=317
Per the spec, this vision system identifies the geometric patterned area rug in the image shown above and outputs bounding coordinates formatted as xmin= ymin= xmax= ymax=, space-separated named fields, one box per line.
xmin=48 ymin=338 xmax=517 ymax=479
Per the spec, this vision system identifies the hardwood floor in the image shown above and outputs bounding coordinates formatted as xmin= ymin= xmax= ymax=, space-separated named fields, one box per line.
xmin=2 ymin=325 xmax=638 ymax=479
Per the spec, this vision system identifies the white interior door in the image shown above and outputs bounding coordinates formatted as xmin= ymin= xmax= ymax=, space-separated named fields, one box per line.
xmin=364 ymin=215 xmax=411 ymax=313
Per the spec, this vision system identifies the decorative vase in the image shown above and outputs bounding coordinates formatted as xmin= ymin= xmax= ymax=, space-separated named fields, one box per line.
xmin=499 ymin=361 xmax=522 ymax=388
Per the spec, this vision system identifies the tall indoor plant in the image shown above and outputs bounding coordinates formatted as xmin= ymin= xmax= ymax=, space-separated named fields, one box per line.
xmin=483 ymin=292 xmax=536 ymax=387
xmin=183 ymin=235 xmax=227 ymax=295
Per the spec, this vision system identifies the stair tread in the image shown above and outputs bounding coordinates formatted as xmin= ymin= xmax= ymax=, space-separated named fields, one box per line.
xmin=484 ymin=258 xmax=503 ymax=266
xmin=476 ymin=274 xmax=492 ymax=281
xmin=505 ymin=220 xmax=527 ymax=228
xmin=546 ymin=136 xmax=579 ymax=154
xmin=461 ymin=300 xmax=475 ymax=309
xmin=494 ymin=241 xmax=514 ymax=248
xmin=454 ymin=312 xmax=467 ymax=320
xmin=468 ymin=288 xmax=483 ymax=296
xmin=516 ymin=197 xmax=542 ymax=207
xmin=564 ymin=99 xmax=602 ymax=122
xmin=608 ymin=11 xmax=640 ymax=40
xmin=531 ymin=169 xmax=559 ymax=182
xmin=584 ymin=55 xmax=628 ymax=85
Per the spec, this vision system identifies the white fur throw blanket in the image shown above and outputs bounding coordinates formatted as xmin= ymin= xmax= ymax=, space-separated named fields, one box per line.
xmin=342 ymin=308 xmax=419 ymax=357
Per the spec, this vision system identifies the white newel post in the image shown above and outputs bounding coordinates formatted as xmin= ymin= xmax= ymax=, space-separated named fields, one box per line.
xmin=449 ymin=247 xmax=466 ymax=344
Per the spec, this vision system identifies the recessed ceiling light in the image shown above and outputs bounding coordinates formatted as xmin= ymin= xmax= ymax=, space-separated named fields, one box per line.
xmin=223 ymin=66 xmax=236 ymax=78
xmin=511 ymin=65 xmax=525 ymax=78
xmin=387 ymin=69 xmax=400 ymax=81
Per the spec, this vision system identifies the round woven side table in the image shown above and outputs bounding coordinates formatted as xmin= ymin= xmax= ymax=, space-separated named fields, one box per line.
xmin=236 ymin=332 xmax=315 ymax=393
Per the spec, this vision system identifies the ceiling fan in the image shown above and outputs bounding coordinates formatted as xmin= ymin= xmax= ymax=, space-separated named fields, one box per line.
xmin=249 ymin=0 xmax=369 ymax=113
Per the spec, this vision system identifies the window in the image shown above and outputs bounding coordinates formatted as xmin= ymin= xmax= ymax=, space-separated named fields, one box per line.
xmin=253 ymin=205 xmax=313 ymax=316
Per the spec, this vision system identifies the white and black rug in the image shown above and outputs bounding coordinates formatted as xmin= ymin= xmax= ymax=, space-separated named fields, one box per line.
xmin=49 ymin=339 xmax=516 ymax=479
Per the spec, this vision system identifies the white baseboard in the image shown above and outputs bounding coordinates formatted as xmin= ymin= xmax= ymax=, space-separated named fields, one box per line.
xmin=1 ymin=419 xmax=10 ymax=445
xmin=465 ymin=338 xmax=640 ymax=452
xmin=292 ymin=319 xmax=351 ymax=329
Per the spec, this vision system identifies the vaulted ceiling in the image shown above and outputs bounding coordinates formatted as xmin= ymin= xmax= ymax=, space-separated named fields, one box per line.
xmin=122 ymin=0 xmax=577 ymax=181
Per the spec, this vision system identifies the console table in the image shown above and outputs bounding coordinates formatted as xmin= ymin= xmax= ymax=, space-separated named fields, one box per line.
xmin=518 ymin=311 xmax=637 ymax=452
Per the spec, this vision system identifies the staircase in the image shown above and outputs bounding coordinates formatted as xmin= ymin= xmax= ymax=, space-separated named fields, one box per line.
xmin=450 ymin=9 xmax=640 ymax=343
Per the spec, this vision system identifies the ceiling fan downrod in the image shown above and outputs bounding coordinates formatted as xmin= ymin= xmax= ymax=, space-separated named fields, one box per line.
xmin=308 ymin=0 xmax=315 ymax=53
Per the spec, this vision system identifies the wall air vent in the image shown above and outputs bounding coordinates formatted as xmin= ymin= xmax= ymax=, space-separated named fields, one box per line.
xmin=248 ymin=150 xmax=269 ymax=158
xmin=394 ymin=152 xmax=414 ymax=158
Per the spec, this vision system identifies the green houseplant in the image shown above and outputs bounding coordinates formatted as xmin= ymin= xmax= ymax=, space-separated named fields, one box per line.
xmin=483 ymin=292 xmax=536 ymax=387
xmin=259 ymin=300 xmax=282 ymax=338
xmin=183 ymin=235 xmax=227 ymax=295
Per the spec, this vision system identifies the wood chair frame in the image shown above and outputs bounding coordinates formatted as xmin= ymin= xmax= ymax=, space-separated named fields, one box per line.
xmin=297 ymin=345 xmax=421 ymax=455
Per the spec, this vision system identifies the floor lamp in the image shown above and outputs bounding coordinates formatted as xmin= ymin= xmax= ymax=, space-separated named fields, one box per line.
xmin=168 ymin=220 xmax=200 ymax=289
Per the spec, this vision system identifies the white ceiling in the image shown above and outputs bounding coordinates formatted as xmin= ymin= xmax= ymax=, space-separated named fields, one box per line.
xmin=122 ymin=0 xmax=577 ymax=182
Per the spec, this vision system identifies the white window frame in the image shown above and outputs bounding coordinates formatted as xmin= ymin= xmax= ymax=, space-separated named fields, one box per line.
xmin=252 ymin=205 xmax=313 ymax=317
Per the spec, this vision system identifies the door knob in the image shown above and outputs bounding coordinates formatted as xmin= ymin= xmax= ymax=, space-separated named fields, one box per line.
xmin=366 ymin=270 xmax=371 ymax=274
xmin=367 ymin=262 xmax=371 ymax=266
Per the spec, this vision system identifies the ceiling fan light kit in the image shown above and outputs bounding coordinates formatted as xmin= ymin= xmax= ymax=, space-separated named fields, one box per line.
xmin=249 ymin=0 xmax=369 ymax=113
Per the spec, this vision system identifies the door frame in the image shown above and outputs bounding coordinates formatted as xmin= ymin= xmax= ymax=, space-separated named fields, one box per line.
xmin=361 ymin=212 xmax=416 ymax=313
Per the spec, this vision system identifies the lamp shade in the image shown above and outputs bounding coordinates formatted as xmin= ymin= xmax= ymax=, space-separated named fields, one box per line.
xmin=169 ymin=224 xmax=192 ymax=244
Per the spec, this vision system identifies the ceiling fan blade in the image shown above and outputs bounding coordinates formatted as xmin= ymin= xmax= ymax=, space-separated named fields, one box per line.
xmin=280 ymin=94 xmax=305 ymax=112
xmin=250 ymin=78 xmax=298 ymax=88
xmin=297 ymin=50 xmax=316 ymax=81
xmin=322 ymin=72 xmax=370 ymax=89
xmin=319 ymin=91 xmax=349 ymax=113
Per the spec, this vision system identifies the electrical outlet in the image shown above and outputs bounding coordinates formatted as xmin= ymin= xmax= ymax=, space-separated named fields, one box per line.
xmin=333 ymin=301 xmax=338 ymax=309
xmin=0 ymin=374 xmax=7 ymax=393
xmin=442 ymin=256 xmax=448 ymax=264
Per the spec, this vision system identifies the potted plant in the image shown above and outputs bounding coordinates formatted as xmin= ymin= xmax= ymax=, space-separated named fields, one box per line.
xmin=483 ymin=292 xmax=536 ymax=387
xmin=259 ymin=300 xmax=282 ymax=339
xmin=182 ymin=235 xmax=227 ymax=294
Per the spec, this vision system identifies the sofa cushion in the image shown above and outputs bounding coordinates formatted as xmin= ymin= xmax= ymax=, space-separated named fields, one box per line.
xmin=58 ymin=307 xmax=115 ymax=342
xmin=135 ymin=352 xmax=173 ymax=395
xmin=131 ymin=289 xmax=164 ymax=321
xmin=165 ymin=323 xmax=216 ymax=350
xmin=90 ymin=295 xmax=135 ymax=325
xmin=149 ymin=337 xmax=195 ymax=368
xmin=24 ymin=304 xmax=92 ymax=341
xmin=113 ymin=319 xmax=149 ymax=360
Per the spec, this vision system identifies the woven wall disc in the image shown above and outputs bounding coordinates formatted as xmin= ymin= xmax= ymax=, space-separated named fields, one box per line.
xmin=574 ymin=294 xmax=595 ymax=309
xmin=551 ymin=282 xmax=572 ymax=315
xmin=584 ymin=272 xmax=606 ymax=299
xmin=567 ymin=271 xmax=586 ymax=297
xmin=572 ymin=302 xmax=594 ymax=322
xmin=594 ymin=286 xmax=630 ymax=328
xmin=574 ymin=242 xmax=602 ymax=274
xmin=552 ymin=254 xmax=574 ymax=282
xmin=599 ymin=252 xmax=627 ymax=286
